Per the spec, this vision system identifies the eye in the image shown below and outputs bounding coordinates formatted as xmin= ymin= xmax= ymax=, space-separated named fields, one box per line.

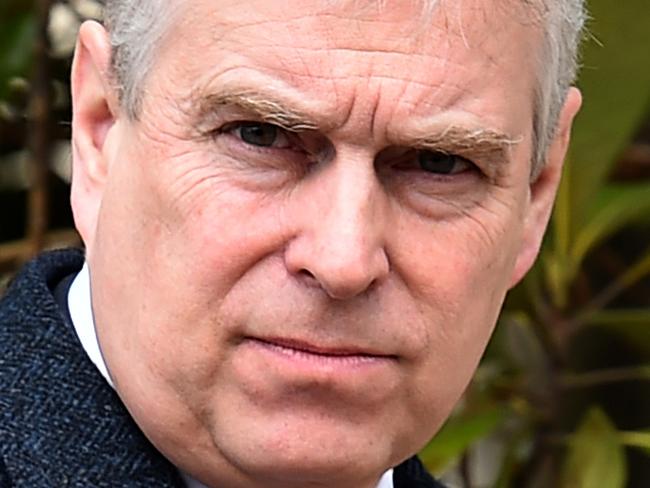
xmin=417 ymin=150 xmax=474 ymax=175
xmin=232 ymin=122 xmax=291 ymax=148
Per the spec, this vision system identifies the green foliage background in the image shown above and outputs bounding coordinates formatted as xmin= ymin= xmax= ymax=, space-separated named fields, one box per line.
xmin=1 ymin=1 xmax=648 ymax=487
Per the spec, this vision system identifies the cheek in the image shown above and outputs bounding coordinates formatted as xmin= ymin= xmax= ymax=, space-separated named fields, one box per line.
xmin=93 ymin=139 xmax=295 ymax=374
xmin=155 ymin=170 xmax=291 ymax=294
xmin=112 ymin=134 xmax=287 ymax=280
xmin=394 ymin=199 xmax=525 ymax=425
xmin=399 ymin=194 xmax=524 ymax=307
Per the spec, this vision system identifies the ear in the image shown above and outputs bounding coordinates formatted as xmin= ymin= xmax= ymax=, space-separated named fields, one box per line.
xmin=70 ymin=21 xmax=121 ymax=253
xmin=509 ymin=87 xmax=582 ymax=288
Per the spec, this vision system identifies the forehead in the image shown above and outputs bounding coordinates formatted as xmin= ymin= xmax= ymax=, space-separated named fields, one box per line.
xmin=151 ymin=0 xmax=541 ymax=138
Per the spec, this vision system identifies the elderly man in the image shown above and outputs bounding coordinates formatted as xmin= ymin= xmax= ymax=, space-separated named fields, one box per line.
xmin=0 ymin=0 xmax=585 ymax=487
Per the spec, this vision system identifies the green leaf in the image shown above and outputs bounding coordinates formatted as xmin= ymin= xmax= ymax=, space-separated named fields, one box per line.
xmin=571 ymin=183 xmax=650 ymax=268
xmin=419 ymin=406 xmax=506 ymax=473
xmin=545 ymin=182 xmax=650 ymax=306
xmin=561 ymin=407 xmax=627 ymax=488
xmin=620 ymin=430 xmax=650 ymax=456
xmin=544 ymin=162 xmax=576 ymax=307
xmin=613 ymin=250 xmax=650 ymax=291
xmin=567 ymin=0 xmax=650 ymax=226
xmin=554 ymin=161 xmax=573 ymax=260
xmin=541 ymin=246 xmax=574 ymax=309
xmin=502 ymin=314 xmax=552 ymax=391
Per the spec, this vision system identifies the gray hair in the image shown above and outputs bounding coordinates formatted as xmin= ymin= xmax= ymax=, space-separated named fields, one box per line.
xmin=102 ymin=0 xmax=586 ymax=174
xmin=102 ymin=0 xmax=168 ymax=120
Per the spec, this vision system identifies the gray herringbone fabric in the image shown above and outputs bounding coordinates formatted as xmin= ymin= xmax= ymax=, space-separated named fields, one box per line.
xmin=0 ymin=249 xmax=184 ymax=487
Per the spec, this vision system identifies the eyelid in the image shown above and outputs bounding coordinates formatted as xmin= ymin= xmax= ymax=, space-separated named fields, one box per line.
xmin=417 ymin=147 xmax=476 ymax=163
xmin=215 ymin=121 xmax=319 ymax=162
xmin=385 ymin=147 xmax=478 ymax=170
xmin=219 ymin=121 xmax=291 ymax=144
xmin=239 ymin=122 xmax=291 ymax=148
xmin=422 ymin=149 xmax=493 ymax=179
xmin=420 ymin=151 xmax=478 ymax=176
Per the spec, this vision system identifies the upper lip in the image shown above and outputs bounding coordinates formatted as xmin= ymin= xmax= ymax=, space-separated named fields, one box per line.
xmin=249 ymin=336 xmax=395 ymax=358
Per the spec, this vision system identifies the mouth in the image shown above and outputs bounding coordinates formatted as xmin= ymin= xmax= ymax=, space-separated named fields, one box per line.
xmin=232 ymin=335 xmax=401 ymax=400
xmin=245 ymin=337 xmax=396 ymax=365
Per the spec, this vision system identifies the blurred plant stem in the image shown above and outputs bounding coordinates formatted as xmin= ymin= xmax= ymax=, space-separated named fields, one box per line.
xmin=26 ymin=0 xmax=53 ymax=258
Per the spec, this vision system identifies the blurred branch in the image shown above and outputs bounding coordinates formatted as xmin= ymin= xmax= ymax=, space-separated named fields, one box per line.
xmin=568 ymin=248 xmax=650 ymax=333
xmin=560 ymin=365 xmax=650 ymax=389
xmin=0 ymin=229 xmax=80 ymax=273
xmin=26 ymin=0 xmax=54 ymax=258
xmin=613 ymin=142 xmax=650 ymax=180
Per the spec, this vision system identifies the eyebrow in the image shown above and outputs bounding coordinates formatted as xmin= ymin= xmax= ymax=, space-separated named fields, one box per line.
xmin=408 ymin=125 xmax=521 ymax=167
xmin=410 ymin=125 xmax=520 ymax=154
xmin=190 ymin=89 xmax=320 ymax=132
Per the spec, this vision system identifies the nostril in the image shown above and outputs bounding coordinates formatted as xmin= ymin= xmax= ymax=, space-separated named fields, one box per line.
xmin=298 ymin=269 xmax=320 ymax=287
xmin=299 ymin=269 xmax=316 ymax=279
xmin=298 ymin=268 xmax=318 ymax=283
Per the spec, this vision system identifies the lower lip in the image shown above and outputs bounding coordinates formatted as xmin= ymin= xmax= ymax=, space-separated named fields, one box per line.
xmin=243 ymin=338 xmax=394 ymax=370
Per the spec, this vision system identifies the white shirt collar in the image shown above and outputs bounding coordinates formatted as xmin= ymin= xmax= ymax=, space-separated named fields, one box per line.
xmin=67 ymin=263 xmax=394 ymax=488
xmin=68 ymin=263 xmax=114 ymax=387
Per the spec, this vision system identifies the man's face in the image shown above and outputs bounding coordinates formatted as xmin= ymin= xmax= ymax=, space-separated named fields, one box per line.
xmin=71 ymin=1 xmax=579 ymax=487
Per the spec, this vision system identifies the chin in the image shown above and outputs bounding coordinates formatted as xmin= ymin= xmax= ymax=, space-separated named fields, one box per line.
xmin=205 ymin=413 xmax=401 ymax=488
xmin=230 ymin=450 xmax=388 ymax=488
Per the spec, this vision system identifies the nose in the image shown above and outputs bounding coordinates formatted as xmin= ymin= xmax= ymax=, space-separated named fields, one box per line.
xmin=284 ymin=155 xmax=390 ymax=300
